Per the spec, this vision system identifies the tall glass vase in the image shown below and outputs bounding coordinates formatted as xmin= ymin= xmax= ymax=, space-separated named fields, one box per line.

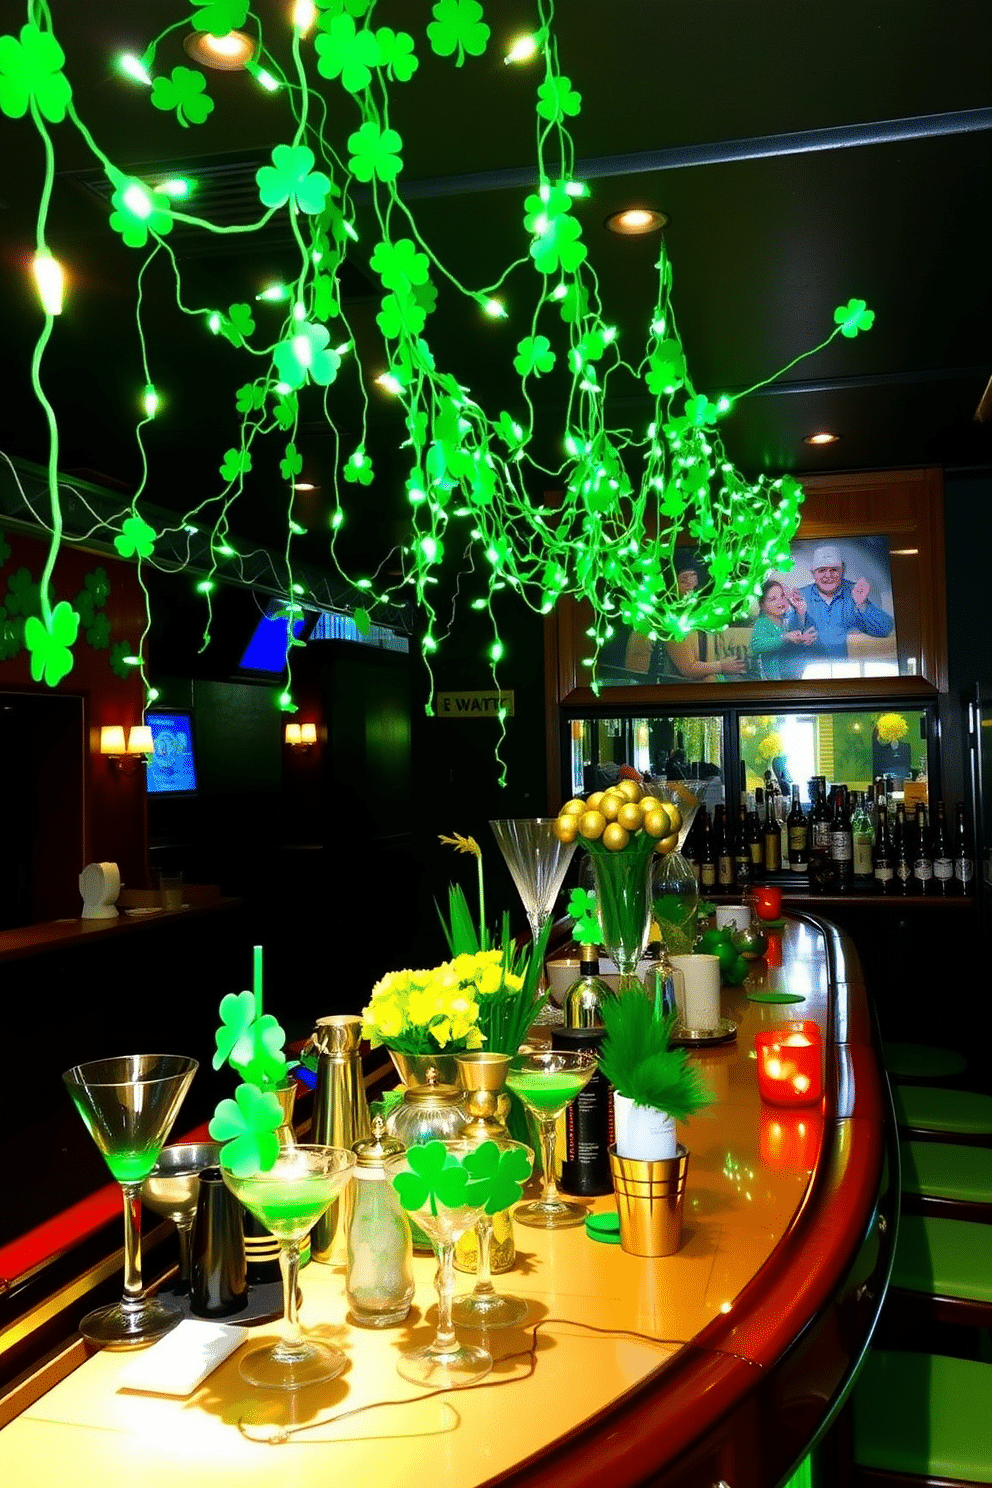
xmin=587 ymin=843 xmax=655 ymax=991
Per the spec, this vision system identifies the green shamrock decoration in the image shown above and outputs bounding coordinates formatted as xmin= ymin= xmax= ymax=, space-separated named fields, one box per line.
xmin=219 ymin=302 xmax=255 ymax=348
xmin=463 ymin=1140 xmax=531 ymax=1215
xmin=0 ymin=22 xmax=72 ymax=123
xmin=256 ymin=144 xmax=331 ymax=215
xmin=513 ymin=334 xmax=555 ymax=378
xmin=150 ymin=66 xmax=213 ymax=127
xmin=569 ymin=886 xmax=600 ymax=944
xmin=370 ymin=237 xmax=430 ymax=292
xmin=83 ymin=566 xmax=110 ymax=608
xmin=85 ymin=612 xmax=111 ymax=650
xmin=312 ymin=271 xmax=341 ymax=322
xmin=347 ymin=121 xmax=403 ymax=183
xmin=109 ymin=640 xmax=135 ymax=679
xmin=377 ymin=292 xmax=427 ymax=339
xmin=343 ymin=448 xmax=374 ymax=485
xmin=645 ymin=339 xmax=686 ymax=395
xmin=0 ymin=606 xmax=23 ymax=661
xmin=25 ymin=601 xmax=79 ymax=687
xmin=114 ymin=514 xmax=157 ymax=560
xmin=523 ymin=184 xmax=571 ymax=236
xmin=209 ymin=1082 xmax=284 ymax=1177
xmin=392 ymin=1140 xmax=470 ymax=1216
xmin=354 ymin=606 xmax=371 ymax=635
xmin=834 ymin=297 xmax=875 ymax=337
xmin=495 ymin=411 xmax=526 ymax=450
xmin=236 ymin=382 xmax=266 ymax=413
xmin=314 ymin=12 xmax=381 ymax=93
xmin=315 ymin=0 xmax=371 ymax=15
xmin=280 ymin=443 xmax=303 ymax=481
xmin=220 ymin=447 xmax=252 ymax=482
xmin=536 ymin=74 xmax=581 ymax=124
xmin=685 ymin=393 xmax=720 ymax=427
xmin=557 ymin=280 xmax=590 ymax=324
xmin=272 ymin=322 xmax=341 ymax=388
xmin=4 ymin=567 xmax=40 ymax=616
xmin=213 ymin=989 xmax=289 ymax=1086
xmin=108 ymin=178 xmax=173 ymax=250
xmin=531 ymin=211 xmax=586 ymax=276
xmin=427 ymin=0 xmax=490 ymax=66
xmin=376 ymin=26 xmax=418 ymax=82
xmin=189 ymin=0 xmax=250 ymax=38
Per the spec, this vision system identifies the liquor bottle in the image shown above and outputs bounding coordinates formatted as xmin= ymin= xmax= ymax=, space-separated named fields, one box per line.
xmin=810 ymin=777 xmax=831 ymax=852
xmin=865 ymin=783 xmax=877 ymax=836
xmin=734 ymin=805 xmax=751 ymax=887
xmin=787 ymin=784 xmax=809 ymax=874
xmin=829 ymin=784 xmax=853 ymax=891
xmin=873 ymin=803 xmax=895 ymax=894
xmin=851 ymin=791 xmax=875 ymax=884
xmin=714 ymin=804 xmax=735 ymax=889
xmin=747 ymin=787 xmax=765 ymax=878
xmin=763 ymin=788 xmax=781 ymax=873
xmin=683 ymin=808 xmax=702 ymax=882
xmin=699 ymin=807 xmax=717 ymax=891
xmin=893 ymin=803 xmax=914 ymax=894
xmin=912 ymin=804 xmax=933 ymax=896
xmin=930 ymin=800 xmax=953 ymax=894
xmin=953 ymin=802 xmax=975 ymax=895
xmin=563 ymin=946 xmax=612 ymax=1029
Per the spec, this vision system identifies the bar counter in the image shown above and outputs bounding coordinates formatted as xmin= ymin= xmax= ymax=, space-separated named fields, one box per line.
xmin=0 ymin=914 xmax=895 ymax=1488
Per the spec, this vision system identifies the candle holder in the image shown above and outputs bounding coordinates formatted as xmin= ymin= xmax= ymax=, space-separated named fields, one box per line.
xmin=754 ymin=1020 xmax=823 ymax=1107
xmin=752 ymin=886 xmax=783 ymax=921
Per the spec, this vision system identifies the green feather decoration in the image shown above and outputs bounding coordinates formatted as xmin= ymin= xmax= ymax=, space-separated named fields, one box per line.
xmin=599 ymin=988 xmax=714 ymax=1120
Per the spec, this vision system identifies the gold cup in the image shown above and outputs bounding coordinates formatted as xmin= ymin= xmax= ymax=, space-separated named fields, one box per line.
xmin=455 ymin=1051 xmax=512 ymax=1133
xmin=608 ymin=1144 xmax=689 ymax=1257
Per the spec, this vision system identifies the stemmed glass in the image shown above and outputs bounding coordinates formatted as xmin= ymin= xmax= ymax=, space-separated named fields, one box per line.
xmin=221 ymin=1144 xmax=355 ymax=1390
xmin=387 ymin=1140 xmax=494 ymax=1387
xmin=452 ymin=1137 xmax=533 ymax=1330
xmin=141 ymin=1141 xmax=221 ymax=1292
xmin=490 ymin=818 xmax=577 ymax=970
xmin=62 ymin=1054 xmax=198 ymax=1347
xmin=506 ymin=1050 xmax=598 ymax=1229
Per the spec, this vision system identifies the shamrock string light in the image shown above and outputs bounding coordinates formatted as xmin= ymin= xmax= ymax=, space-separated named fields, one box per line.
xmin=2 ymin=0 xmax=874 ymax=760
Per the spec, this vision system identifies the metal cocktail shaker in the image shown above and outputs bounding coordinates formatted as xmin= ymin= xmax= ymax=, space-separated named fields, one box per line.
xmin=307 ymin=1014 xmax=371 ymax=1263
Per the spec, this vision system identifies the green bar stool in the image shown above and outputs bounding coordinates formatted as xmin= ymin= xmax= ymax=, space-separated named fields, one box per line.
xmin=889 ymin=1214 xmax=992 ymax=1330
xmin=884 ymin=1041 xmax=968 ymax=1083
xmin=852 ymin=1350 xmax=992 ymax=1483
xmin=900 ymin=1140 xmax=992 ymax=1222
xmin=894 ymin=1087 xmax=992 ymax=1143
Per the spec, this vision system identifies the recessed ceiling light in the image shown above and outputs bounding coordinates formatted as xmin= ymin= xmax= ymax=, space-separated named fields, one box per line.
xmin=803 ymin=431 xmax=841 ymax=446
xmin=605 ymin=207 xmax=668 ymax=237
xmin=183 ymin=30 xmax=256 ymax=70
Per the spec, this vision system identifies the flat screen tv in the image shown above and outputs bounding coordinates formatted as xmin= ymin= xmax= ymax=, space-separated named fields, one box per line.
xmin=237 ymin=600 xmax=308 ymax=675
xmin=146 ymin=711 xmax=198 ymax=795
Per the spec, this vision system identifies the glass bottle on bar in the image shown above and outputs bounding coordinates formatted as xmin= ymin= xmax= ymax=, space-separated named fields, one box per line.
xmin=810 ymin=776 xmax=831 ymax=853
xmin=893 ymin=803 xmax=914 ymax=894
xmin=714 ymin=804 xmax=735 ymax=890
xmin=953 ymin=802 xmax=975 ymax=895
xmin=734 ymin=804 xmax=751 ymax=889
xmin=563 ymin=945 xmax=610 ymax=1029
xmin=747 ymin=787 xmax=766 ymax=879
xmin=930 ymin=800 xmax=953 ymax=894
xmin=683 ymin=807 xmax=703 ymax=883
xmin=873 ymin=801 xmax=895 ymax=894
xmin=830 ymin=784 xmax=853 ymax=891
xmin=912 ymin=803 xmax=933 ymax=896
xmin=851 ymin=790 xmax=875 ymax=885
xmin=699 ymin=807 xmax=717 ymax=892
xmin=787 ymin=784 xmax=809 ymax=874
xmin=763 ymin=786 xmax=782 ymax=873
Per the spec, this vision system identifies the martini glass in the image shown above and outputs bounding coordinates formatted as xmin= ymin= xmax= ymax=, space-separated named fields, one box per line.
xmin=505 ymin=1051 xmax=598 ymax=1229
xmin=386 ymin=1140 xmax=493 ymax=1387
xmin=452 ymin=1138 xmax=533 ymax=1331
xmin=62 ymin=1054 xmax=198 ymax=1347
xmin=141 ymin=1141 xmax=221 ymax=1292
xmin=221 ymin=1145 xmax=355 ymax=1390
xmin=491 ymin=818 xmax=577 ymax=1016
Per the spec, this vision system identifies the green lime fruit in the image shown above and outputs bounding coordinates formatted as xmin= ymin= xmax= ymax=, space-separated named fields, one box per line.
xmin=723 ymin=955 xmax=750 ymax=986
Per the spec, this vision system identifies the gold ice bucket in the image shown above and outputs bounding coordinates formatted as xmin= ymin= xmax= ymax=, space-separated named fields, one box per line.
xmin=608 ymin=1143 xmax=689 ymax=1257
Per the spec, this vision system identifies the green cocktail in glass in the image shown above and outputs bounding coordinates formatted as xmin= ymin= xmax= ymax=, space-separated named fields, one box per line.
xmin=63 ymin=1054 xmax=198 ymax=1348
xmin=222 ymin=1145 xmax=355 ymax=1390
xmin=506 ymin=1051 xmax=598 ymax=1229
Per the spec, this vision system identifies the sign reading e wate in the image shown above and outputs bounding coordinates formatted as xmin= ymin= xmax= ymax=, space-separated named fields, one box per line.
xmin=437 ymin=690 xmax=515 ymax=719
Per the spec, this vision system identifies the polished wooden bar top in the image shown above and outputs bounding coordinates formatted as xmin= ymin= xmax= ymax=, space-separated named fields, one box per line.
xmin=0 ymin=915 xmax=890 ymax=1488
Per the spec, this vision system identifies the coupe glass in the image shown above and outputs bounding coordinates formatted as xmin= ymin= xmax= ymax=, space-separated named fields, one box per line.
xmin=386 ymin=1140 xmax=493 ymax=1387
xmin=505 ymin=1051 xmax=598 ymax=1228
xmin=451 ymin=1138 xmax=533 ymax=1330
xmin=490 ymin=817 xmax=577 ymax=968
xmin=62 ymin=1054 xmax=198 ymax=1347
xmin=221 ymin=1144 xmax=355 ymax=1390
xmin=141 ymin=1141 xmax=221 ymax=1292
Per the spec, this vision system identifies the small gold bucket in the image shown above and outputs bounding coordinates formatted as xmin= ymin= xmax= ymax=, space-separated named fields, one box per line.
xmin=608 ymin=1144 xmax=689 ymax=1257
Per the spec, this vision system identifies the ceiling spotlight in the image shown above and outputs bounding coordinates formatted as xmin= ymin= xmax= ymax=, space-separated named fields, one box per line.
xmin=803 ymin=431 xmax=841 ymax=446
xmin=605 ymin=207 xmax=668 ymax=237
xmin=183 ymin=30 xmax=256 ymax=70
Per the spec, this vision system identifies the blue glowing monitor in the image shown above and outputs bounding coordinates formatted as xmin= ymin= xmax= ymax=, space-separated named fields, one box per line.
xmin=146 ymin=712 xmax=198 ymax=795
xmin=238 ymin=601 xmax=306 ymax=674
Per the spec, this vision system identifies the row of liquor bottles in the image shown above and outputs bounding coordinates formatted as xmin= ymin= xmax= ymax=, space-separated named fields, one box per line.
xmin=683 ymin=775 xmax=975 ymax=895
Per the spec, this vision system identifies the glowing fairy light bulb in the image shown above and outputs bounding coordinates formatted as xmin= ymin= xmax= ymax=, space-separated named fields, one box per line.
xmin=483 ymin=298 xmax=506 ymax=318
xmin=256 ymin=283 xmax=289 ymax=302
xmin=292 ymin=0 xmax=318 ymax=31
xmin=141 ymin=384 xmax=160 ymax=418
xmin=292 ymin=332 xmax=313 ymax=367
xmin=157 ymin=178 xmax=192 ymax=199
xmin=375 ymin=372 xmax=403 ymax=395
xmin=504 ymin=33 xmax=541 ymax=64
xmin=31 ymin=252 xmax=65 ymax=315
xmin=208 ymin=312 xmax=222 ymax=334
xmin=490 ymin=641 xmax=504 ymax=661
xmin=123 ymin=183 xmax=153 ymax=219
xmin=119 ymin=53 xmax=152 ymax=85
xmin=245 ymin=61 xmax=280 ymax=92
xmin=420 ymin=536 xmax=438 ymax=561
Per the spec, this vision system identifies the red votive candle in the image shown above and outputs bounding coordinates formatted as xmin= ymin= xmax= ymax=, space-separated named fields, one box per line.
xmin=755 ymin=1020 xmax=823 ymax=1107
xmin=753 ymin=886 xmax=782 ymax=921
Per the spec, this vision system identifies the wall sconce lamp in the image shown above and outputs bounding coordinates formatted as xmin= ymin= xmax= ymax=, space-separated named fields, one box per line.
xmin=284 ymin=722 xmax=317 ymax=749
xmin=101 ymin=724 xmax=154 ymax=774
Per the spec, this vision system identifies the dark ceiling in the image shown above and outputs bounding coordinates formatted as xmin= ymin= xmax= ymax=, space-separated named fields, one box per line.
xmin=1 ymin=0 xmax=990 ymax=585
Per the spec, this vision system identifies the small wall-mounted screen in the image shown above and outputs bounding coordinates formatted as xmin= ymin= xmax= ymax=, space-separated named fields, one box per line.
xmin=238 ymin=601 xmax=307 ymax=674
xmin=146 ymin=711 xmax=198 ymax=795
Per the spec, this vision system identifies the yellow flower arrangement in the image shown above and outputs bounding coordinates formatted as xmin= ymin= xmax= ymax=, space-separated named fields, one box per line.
xmin=876 ymin=712 xmax=909 ymax=744
xmin=362 ymin=950 xmax=523 ymax=1055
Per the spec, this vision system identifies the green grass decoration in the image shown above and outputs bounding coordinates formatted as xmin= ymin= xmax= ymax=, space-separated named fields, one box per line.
xmin=599 ymin=988 xmax=713 ymax=1119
